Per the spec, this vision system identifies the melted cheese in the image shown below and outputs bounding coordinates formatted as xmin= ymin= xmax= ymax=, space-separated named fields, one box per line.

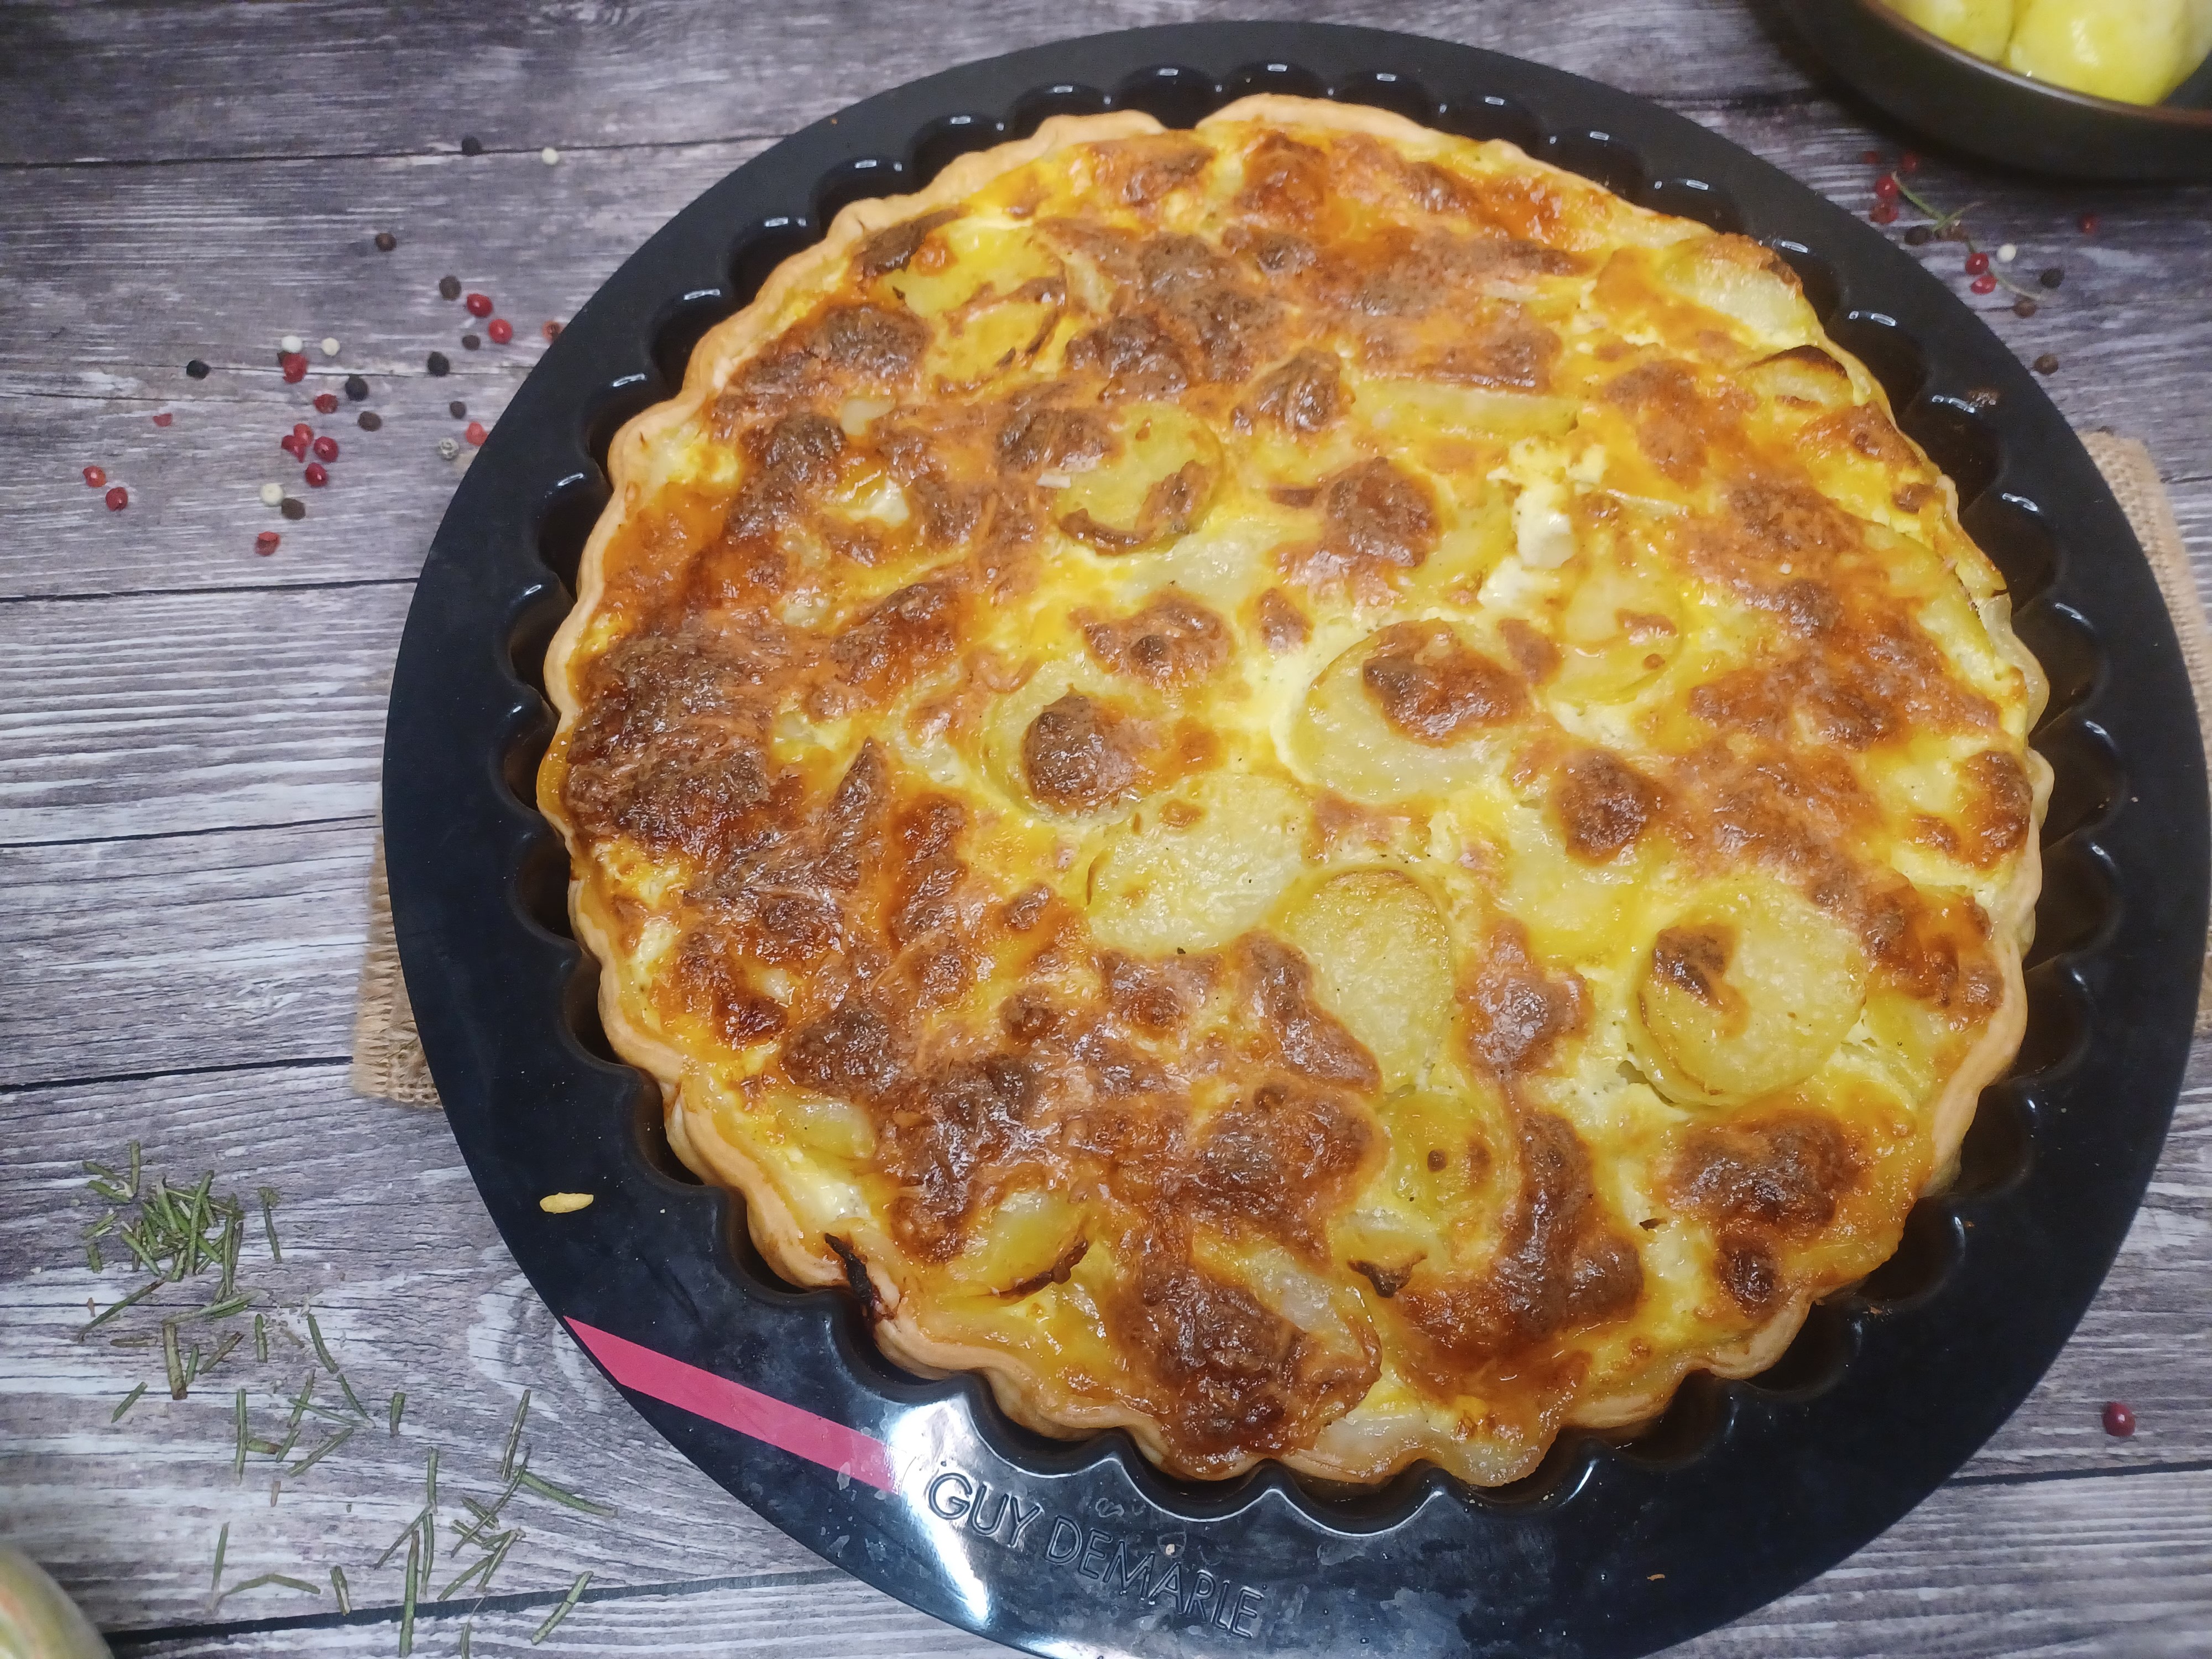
xmin=538 ymin=97 xmax=2048 ymax=1486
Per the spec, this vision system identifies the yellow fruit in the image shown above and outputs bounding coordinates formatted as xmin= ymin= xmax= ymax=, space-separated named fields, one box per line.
xmin=2005 ymin=0 xmax=2197 ymax=104
xmin=1886 ymin=0 xmax=2017 ymax=58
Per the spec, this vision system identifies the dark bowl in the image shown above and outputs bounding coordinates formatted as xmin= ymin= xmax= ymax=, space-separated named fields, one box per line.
xmin=1783 ymin=0 xmax=2212 ymax=180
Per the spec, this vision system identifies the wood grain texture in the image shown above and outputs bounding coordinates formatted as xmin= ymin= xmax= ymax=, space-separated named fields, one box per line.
xmin=3 ymin=0 xmax=2210 ymax=1653
xmin=0 ymin=1 xmax=1818 ymax=169
xmin=0 ymin=818 xmax=373 ymax=1088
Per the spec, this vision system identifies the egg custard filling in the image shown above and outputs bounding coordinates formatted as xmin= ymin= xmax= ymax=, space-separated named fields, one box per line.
xmin=538 ymin=98 xmax=2049 ymax=1486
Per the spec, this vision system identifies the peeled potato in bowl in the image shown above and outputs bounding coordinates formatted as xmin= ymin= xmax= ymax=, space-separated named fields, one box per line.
xmin=1887 ymin=0 xmax=2212 ymax=104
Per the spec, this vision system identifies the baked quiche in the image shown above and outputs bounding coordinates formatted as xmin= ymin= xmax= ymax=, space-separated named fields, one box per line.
xmin=537 ymin=96 xmax=2049 ymax=1487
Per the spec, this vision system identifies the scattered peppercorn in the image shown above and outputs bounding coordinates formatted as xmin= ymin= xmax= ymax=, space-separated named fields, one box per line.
xmin=1905 ymin=225 xmax=1932 ymax=246
xmin=465 ymin=420 xmax=488 ymax=446
xmin=1971 ymin=274 xmax=1997 ymax=295
xmin=437 ymin=437 xmax=460 ymax=461
xmin=321 ymin=337 xmax=341 ymax=358
xmin=465 ymin=292 xmax=494 ymax=317
xmin=255 ymin=531 xmax=281 ymax=556
xmin=280 ymin=497 xmax=306 ymax=521
xmin=1874 ymin=174 xmax=1901 ymax=202
xmin=259 ymin=482 xmax=283 ymax=506
xmin=2014 ymin=297 xmax=2039 ymax=318
xmin=1869 ymin=203 xmax=1897 ymax=226
xmin=2078 ymin=212 xmax=2100 ymax=235
xmin=1965 ymin=250 xmax=1990 ymax=275
xmin=304 ymin=462 xmax=330 ymax=488
xmin=2034 ymin=354 xmax=2060 ymax=375
xmin=185 ymin=358 xmax=210 ymax=379
xmin=2040 ymin=267 xmax=2064 ymax=289
xmin=152 ymin=412 xmax=173 ymax=427
xmin=1899 ymin=151 xmax=1920 ymax=173
xmin=449 ymin=400 xmax=468 ymax=419
xmin=461 ymin=134 xmax=484 ymax=156
xmin=280 ymin=353 xmax=309 ymax=384
xmin=439 ymin=275 xmax=462 ymax=301
xmin=375 ymin=231 xmax=398 ymax=253
xmin=281 ymin=431 xmax=309 ymax=460
xmin=1861 ymin=148 xmax=1882 ymax=164
xmin=2103 ymin=1401 xmax=2135 ymax=1437
xmin=542 ymin=320 xmax=562 ymax=341
xmin=314 ymin=392 xmax=340 ymax=415
xmin=280 ymin=333 xmax=304 ymax=354
xmin=312 ymin=435 xmax=340 ymax=463
xmin=82 ymin=465 xmax=106 ymax=488
xmin=105 ymin=485 xmax=128 ymax=511
xmin=344 ymin=374 xmax=370 ymax=401
xmin=427 ymin=352 xmax=451 ymax=376
xmin=461 ymin=333 xmax=482 ymax=351
xmin=357 ymin=410 xmax=383 ymax=432
xmin=488 ymin=317 xmax=514 ymax=345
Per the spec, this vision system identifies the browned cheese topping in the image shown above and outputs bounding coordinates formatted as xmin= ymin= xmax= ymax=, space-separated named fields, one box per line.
xmin=538 ymin=103 xmax=2046 ymax=1486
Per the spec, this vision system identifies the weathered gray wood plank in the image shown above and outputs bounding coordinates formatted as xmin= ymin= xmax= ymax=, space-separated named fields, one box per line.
xmin=0 ymin=585 xmax=408 ymax=844
xmin=0 ymin=818 xmax=373 ymax=1088
xmin=97 ymin=1467 xmax=2212 ymax=1657
xmin=0 ymin=1 xmax=1820 ymax=170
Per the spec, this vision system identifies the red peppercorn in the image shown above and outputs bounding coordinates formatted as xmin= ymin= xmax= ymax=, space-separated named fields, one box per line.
xmin=464 ymin=420 xmax=488 ymax=446
xmin=1965 ymin=250 xmax=1990 ymax=274
xmin=82 ymin=465 xmax=106 ymax=488
xmin=2079 ymin=212 xmax=2100 ymax=235
xmin=1971 ymin=274 xmax=1997 ymax=294
xmin=293 ymin=421 xmax=314 ymax=439
xmin=255 ymin=531 xmax=281 ymax=556
xmin=314 ymin=391 xmax=340 ymax=414
xmin=1899 ymin=151 xmax=1920 ymax=174
xmin=542 ymin=320 xmax=563 ymax=340
xmin=2103 ymin=1401 xmax=2136 ymax=1437
xmin=104 ymin=485 xmax=128 ymax=511
xmin=281 ymin=433 xmax=309 ymax=460
xmin=487 ymin=317 xmax=514 ymax=345
xmin=1861 ymin=148 xmax=1883 ymax=164
xmin=312 ymin=435 xmax=340 ymax=462
xmin=1874 ymin=174 xmax=1900 ymax=202
xmin=304 ymin=462 xmax=330 ymax=487
xmin=280 ymin=353 xmax=308 ymax=384
xmin=465 ymin=291 xmax=493 ymax=317
xmin=152 ymin=412 xmax=174 ymax=428
xmin=1869 ymin=203 xmax=1898 ymax=226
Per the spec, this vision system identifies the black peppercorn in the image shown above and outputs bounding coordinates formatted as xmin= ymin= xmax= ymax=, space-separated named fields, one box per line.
xmin=358 ymin=410 xmax=384 ymax=432
xmin=2013 ymin=297 xmax=2038 ymax=319
xmin=427 ymin=351 xmax=451 ymax=377
xmin=461 ymin=333 xmax=481 ymax=351
xmin=2034 ymin=353 xmax=2060 ymax=375
xmin=2039 ymin=267 xmax=2064 ymax=289
xmin=374 ymin=231 xmax=398 ymax=252
xmin=461 ymin=134 xmax=483 ymax=156
xmin=449 ymin=400 xmax=468 ymax=419
xmin=185 ymin=359 xmax=210 ymax=379
xmin=280 ymin=497 xmax=306 ymax=521
xmin=343 ymin=374 xmax=370 ymax=401
xmin=1904 ymin=225 xmax=1932 ymax=246
xmin=439 ymin=275 xmax=462 ymax=301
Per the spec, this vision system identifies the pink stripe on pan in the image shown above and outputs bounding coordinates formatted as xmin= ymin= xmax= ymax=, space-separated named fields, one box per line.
xmin=567 ymin=1318 xmax=897 ymax=1493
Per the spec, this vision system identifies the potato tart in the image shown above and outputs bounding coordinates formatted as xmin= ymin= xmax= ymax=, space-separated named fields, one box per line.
xmin=538 ymin=97 xmax=2049 ymax=1487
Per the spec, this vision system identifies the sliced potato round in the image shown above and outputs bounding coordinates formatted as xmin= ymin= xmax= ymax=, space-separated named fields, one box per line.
xmin=1288 ymin=623 xmax=1523 ymax=805
xmin=1084 ymin=769 xmax=1311 ymax=953
xmin=1274 ymin=869 xmax=1457 ymax=1092
xmin=1050 ymin=404 xmax=1223 ymax=553
xmin=1634 ymin=880 xmax=1869 ymax=1108
xmin=945 ymin=1187 xmax=1087 ymax=1296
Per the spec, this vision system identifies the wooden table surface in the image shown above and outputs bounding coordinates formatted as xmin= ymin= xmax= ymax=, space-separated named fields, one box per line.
xmin=3 ymin=3 xmax=2208 ymax=1655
